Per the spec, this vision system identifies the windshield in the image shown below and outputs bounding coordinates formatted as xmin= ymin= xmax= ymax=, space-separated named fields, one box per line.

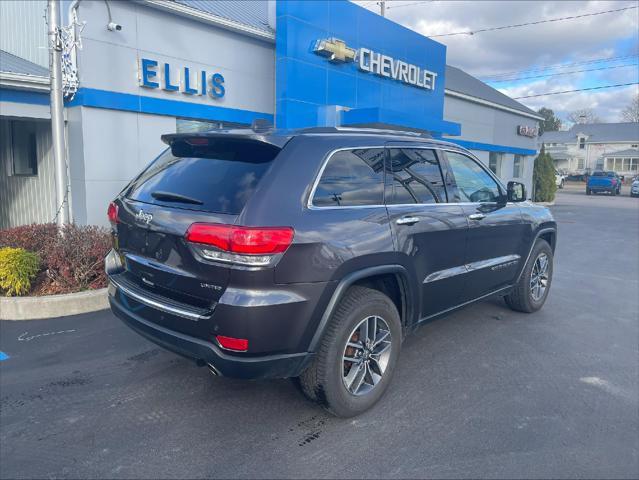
xmin=127 ymin=138 xmax=280 ymax=214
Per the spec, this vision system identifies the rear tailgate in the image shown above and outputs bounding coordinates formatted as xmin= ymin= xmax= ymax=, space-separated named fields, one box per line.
xmin=110 ymin=132 xmax=284 ymax=338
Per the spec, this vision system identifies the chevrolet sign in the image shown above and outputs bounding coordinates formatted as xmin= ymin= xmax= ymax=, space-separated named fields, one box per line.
xmin=314 ymin=38 xmax=438 ymax=91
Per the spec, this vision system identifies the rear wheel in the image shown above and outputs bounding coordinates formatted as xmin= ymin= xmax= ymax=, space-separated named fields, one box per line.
xmin=586 ymin=188 xmax=591 ymax=195
xmin=505 ymin=239 xmax=553 ymax=313
xmin=298 ymin=286 xmax=401 ymax=417
xmin=611 ymin=187 xmax=617 ymax=196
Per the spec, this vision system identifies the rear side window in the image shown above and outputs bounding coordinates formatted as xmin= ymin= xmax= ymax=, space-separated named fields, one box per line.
xmin=127 ymin=138 xmax=280 ymax=214
xmin=387 ymin=148 xmax=447 ymax=204
xmin=312 ymin=148 xmax=385 ymax=207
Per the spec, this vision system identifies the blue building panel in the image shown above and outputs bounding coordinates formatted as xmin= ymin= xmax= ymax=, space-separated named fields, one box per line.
xmin=275 ymin=0 xmax=458 ymax=135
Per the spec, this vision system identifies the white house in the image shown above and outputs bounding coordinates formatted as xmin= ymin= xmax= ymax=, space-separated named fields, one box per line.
xmin=540 ymin=122 xmax=639 ymax=175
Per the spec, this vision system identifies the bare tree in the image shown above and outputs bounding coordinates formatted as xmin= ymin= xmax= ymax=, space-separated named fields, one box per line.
xmin=620 ymin=94 xmax=639 ymax=123
xmin=566 ymin=108 xmax=600 ymax=125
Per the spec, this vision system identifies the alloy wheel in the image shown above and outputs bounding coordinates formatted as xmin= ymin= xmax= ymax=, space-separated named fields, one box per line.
xmin=341 ymin=315 xmax=392 ymax=396
xmin=530 ymin=253 xmax=549 ymax=301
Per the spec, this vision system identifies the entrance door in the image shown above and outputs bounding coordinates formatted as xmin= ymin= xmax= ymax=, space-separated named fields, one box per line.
xmin=384 ymin=147 xmax=468 ymax=319
xmin=443 ymin=150 xmax=526 ymax=301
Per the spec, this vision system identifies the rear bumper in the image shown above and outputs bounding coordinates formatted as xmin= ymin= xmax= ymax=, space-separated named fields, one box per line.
xmin=109 ymin=291 xmax=314 ymax=379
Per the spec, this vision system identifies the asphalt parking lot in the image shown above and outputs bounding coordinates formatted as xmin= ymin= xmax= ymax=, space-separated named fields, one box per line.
xmin=1 ymin=189 xmax=638 ymax=479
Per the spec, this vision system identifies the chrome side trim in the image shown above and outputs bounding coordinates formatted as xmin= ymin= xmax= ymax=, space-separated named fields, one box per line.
xmin=110 ymin=278 xmax=207 ymax=322
xmin=423 ymin=254 xmax=521 ymax=283
xmin=306 ymin=144 xmax=509 ymax=210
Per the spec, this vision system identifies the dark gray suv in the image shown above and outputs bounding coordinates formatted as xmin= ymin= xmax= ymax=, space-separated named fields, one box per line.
xmin=106 ymin=126 xmax=556 ymax=417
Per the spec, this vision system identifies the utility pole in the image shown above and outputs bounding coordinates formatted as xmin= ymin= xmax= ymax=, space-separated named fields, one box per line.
xmin=48 ymin=0 xmax=70 ymax=227
xmin=379 ymin=0 xmax=386 ymax=17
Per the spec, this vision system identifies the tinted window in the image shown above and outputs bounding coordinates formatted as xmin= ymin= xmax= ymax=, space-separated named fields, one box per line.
xmin=387 ymin=149 xmax=447 ymax=204
xmin=313 ymin=149 xmax=385 ymax=207
xmin=127 ymin=138 xmax=280 ymax=214
xmin=592 ymin=171 xmax=606 ymax=177
xmin=446 ymin=151 xmax=501 ymax=203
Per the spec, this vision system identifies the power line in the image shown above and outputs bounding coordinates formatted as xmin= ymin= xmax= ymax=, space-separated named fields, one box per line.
xmin=512 ymin=82 xmax=638 ymax=99
xmin=387 ymin=1 xmax=435 ymax=9
xmin=429 ymin=5 xmax=638 ymax=37
xmin=481 ymin=54 xmax=639 ymax=80
xmin=487 ymin=63 xmax=639 ymax=83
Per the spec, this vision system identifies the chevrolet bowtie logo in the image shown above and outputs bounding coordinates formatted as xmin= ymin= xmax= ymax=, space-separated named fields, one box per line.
xmin=314 ymin=38 xmax=357 ymax=63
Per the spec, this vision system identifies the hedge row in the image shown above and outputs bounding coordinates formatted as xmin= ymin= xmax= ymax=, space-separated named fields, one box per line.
xmin=0 ymin=223 xmax=111 ymax=296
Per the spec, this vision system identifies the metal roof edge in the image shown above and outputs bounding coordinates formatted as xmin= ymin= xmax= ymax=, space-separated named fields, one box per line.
xmin=142 ymin=0 xmax=275 ymax=43
xmin=0 ymin=72 xmax=50 ymax=92
xmin=445 ymin=89 xmax=543 ymax=121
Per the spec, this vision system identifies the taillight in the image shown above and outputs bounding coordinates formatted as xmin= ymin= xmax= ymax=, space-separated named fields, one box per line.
xmin=216 ymin=335 xmax=249 ymax=352
xmin=185 ymin=223 xmax=294 ymax=266
xmin=107 ymin=202 xmax=119 ymax=225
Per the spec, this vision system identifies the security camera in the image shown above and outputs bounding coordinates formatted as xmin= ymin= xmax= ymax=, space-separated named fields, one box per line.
xmin=107 ymin=22 xmax=122 ymax=31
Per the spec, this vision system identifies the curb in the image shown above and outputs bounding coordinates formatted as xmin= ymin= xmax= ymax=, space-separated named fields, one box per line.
xmin=534 ymin=200 xmax=555 ymax=206
xmin=0 ymin=288 xmax=108 ymax=321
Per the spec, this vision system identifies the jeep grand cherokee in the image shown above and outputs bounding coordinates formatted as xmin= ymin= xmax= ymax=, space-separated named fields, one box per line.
xmin=106 ymin=126 xmax=557 ymax=417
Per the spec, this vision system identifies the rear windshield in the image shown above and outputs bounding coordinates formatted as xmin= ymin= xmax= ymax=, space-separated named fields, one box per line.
xmin=127 ymin=138 xmax=280 ymax=214
xmin=592 ymin=171 xmax=606 ymax=176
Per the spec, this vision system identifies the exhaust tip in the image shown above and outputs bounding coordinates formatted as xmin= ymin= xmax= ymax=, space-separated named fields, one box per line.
xmin=207 ymin=363 xmax=221 ymax=376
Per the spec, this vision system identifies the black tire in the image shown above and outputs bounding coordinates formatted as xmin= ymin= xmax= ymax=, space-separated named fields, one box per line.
xmin=611 ymin=188 xmax=617 ymax=196
xmin=505 ymin=239 xmax=553 ymax=313
xmin=559 ymin=180 xmax=564 ymax=189
xmin=586 ymin=188 xmax=591 ymax=195
xmin=297 ymin=286 xmax=402 ymax=417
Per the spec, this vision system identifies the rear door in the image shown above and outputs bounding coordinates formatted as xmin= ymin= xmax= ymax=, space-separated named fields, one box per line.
xmin=385 ymin=146 xmax=468 ymax=319
xmin=113 ymin=136 xmax=281 ymax=332
xmin=442 ymin=150 xmax=526 ymax=300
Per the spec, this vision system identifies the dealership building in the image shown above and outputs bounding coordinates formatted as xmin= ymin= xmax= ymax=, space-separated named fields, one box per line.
xmin=0 ymin=0 xmax=542 ymax=228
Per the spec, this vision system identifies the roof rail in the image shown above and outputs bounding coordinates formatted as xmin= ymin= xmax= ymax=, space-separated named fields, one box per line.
xmin=298 ymin=126 xmax=432 ymax=138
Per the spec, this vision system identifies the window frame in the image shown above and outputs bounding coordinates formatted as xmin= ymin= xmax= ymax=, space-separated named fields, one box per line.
xmin=7 ymin=119 xmax=39 ymax=177
xmin=307 ymin=145 xmax=507 ymax=209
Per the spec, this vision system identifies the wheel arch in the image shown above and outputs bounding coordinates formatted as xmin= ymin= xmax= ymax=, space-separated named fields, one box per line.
xmin=307 ymin=265 xmax=415 ymax=352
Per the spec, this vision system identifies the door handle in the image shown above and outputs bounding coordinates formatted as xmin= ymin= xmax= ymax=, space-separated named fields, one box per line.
xmin=468 ymin=213 xmax=486 ymax=221
xmin=396 ymin=216 xmax=420 ymax=225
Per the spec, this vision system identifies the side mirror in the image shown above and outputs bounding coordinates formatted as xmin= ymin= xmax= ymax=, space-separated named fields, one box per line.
xmin=507 ymin=181 xmax=526 ymax=202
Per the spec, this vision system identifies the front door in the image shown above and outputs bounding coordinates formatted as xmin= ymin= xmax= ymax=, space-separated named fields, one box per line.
xmin=385 ymin=147 xmax=468 ymax=319
xmin=443 ymin=150 xmax=526 ymax=301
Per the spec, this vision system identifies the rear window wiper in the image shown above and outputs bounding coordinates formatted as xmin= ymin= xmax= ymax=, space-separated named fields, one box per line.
xmin=151 ymin=191 xmax=204 ymax=205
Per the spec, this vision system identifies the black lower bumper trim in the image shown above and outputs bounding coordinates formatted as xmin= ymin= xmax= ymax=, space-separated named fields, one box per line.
xmin=109 ymin=297 xmax=313 ymax=379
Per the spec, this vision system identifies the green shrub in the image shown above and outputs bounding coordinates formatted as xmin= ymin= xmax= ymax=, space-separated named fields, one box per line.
xmin=0 ymin=247 xmax=40 ymax=296
xmin=533 ymin=147 xmax=557 ymax=202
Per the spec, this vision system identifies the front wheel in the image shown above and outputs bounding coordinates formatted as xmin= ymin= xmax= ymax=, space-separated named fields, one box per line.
xmin=505 ymin=239 xmax=553 ymax=313
xmin=298 ymin=286 xmax=402 ymax=417
xmin=559 ymin=180 xmax=564 ymax=189
xmin=611 ymin=188 xmax=617 ymax=196
xmin=586 ymin=188 xmax=592 ymax=195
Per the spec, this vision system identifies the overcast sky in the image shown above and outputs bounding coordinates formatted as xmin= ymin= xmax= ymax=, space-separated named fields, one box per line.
xmin=355 ymin=0 xmax=639 ymax=125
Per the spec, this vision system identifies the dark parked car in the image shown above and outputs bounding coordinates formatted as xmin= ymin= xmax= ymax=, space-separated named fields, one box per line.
xmin=587 ymin=171 xmax=621 ymax=195
xmin=105 ymin=127 xmax=557 ymax=417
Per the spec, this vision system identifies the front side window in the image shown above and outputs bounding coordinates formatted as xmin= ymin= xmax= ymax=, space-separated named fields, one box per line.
xmin=312 ymin=148 xmax=385 ymax=207
xmin=446 ymin=151 xmax=501 ymax=203
xmin=513 ymin=155 xmax=524 ymax=178
xmin=386 ymin=148 xmax=447 ymax=204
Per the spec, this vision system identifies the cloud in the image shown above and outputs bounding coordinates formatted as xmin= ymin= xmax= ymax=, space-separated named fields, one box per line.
xmin=355 ymin=0 xmax=639 ymax=121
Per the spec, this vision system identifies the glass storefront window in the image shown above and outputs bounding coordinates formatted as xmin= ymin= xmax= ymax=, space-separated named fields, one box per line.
xmin=513 ymin=155 xmax=523 ymax=178
xmin=488 ymin=152 xmax=502 ymax=177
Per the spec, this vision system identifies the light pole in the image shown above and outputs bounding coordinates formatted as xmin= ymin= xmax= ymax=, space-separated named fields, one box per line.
xmin=48 ymin=0 xmax=70 ymax=227
xmin=378 ymin=0 xmax=386 ymax=17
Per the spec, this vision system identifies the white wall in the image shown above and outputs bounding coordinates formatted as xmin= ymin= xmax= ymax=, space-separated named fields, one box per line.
xmin=68 ymin=1 xmax=276 ymax=225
